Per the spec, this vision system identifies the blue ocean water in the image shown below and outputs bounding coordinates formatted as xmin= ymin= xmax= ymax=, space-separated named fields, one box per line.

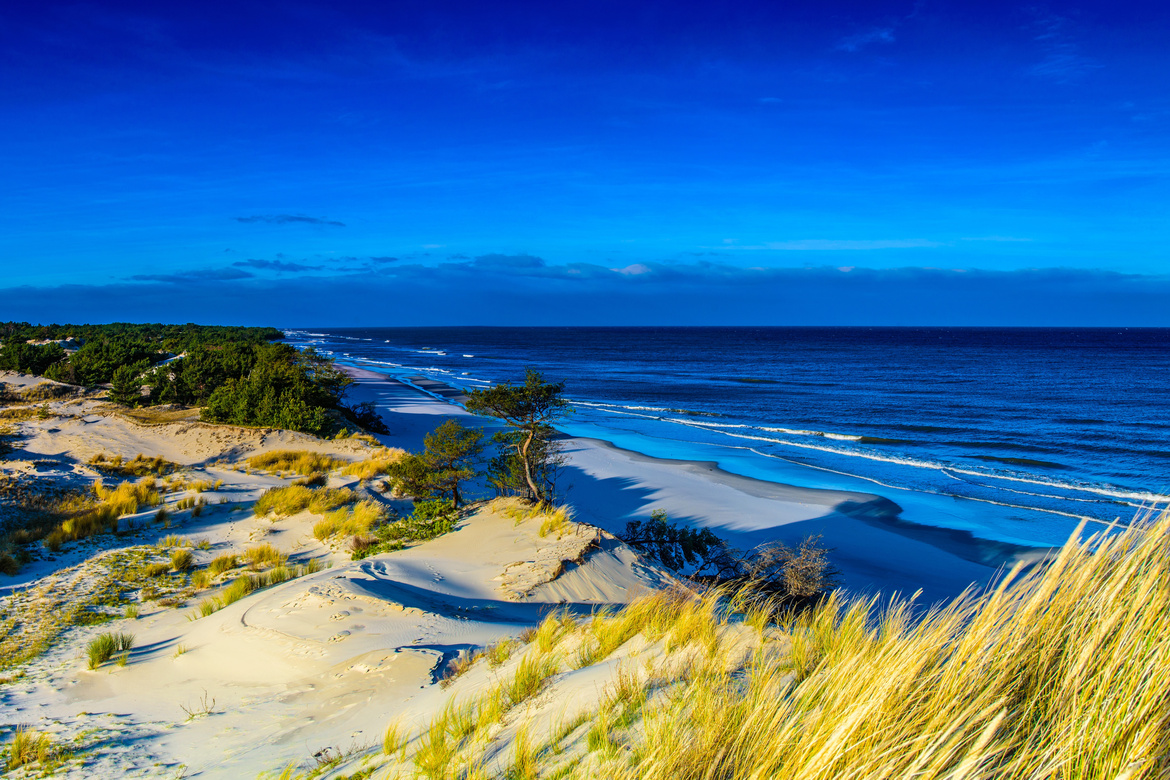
xmin=287 ymin=327 xmax=1170 ymax=548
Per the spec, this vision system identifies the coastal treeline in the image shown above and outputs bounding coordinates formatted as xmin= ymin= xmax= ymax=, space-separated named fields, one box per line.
xmin=0 ymin=322 xmax=282 ymax=384
xmin=0 ymin=322 xmax=362 ymax=436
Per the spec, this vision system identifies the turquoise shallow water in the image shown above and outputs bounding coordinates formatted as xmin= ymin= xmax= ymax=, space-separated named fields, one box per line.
xmin=288 ymin=326 xmax=1170 ymax=548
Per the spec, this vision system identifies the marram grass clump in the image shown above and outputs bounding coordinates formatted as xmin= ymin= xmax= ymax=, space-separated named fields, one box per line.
xmin=193 ymin=559 xmax=322 ymax=618
xmin=252 ymin=485 xmax=358 ymax=517
xmin=85 ymin=631 xmax=134 ymax=670
xmin=247 ymin=450 xmax=347 ymax=476
xmin=605 ymin=510 xmax=1170 ymax=779
xmin=312 ymin=500 xmax=387 ymax=542
xmin=341 ymin=448 xmax=408 ymax=481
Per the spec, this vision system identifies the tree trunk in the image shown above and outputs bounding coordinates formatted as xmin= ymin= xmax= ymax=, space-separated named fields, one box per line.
xmin=519 ymin=430 xmax=541 ymax=503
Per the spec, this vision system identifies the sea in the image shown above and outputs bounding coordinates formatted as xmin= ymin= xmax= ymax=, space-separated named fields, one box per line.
xmin=285 ymin=327 xmax=1170 ymax=550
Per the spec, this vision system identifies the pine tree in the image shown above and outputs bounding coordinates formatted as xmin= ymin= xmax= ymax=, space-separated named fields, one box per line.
xmin=465 ymin=369 xmax=570 ymax=504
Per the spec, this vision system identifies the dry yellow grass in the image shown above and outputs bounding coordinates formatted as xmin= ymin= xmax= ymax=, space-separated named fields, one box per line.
xmin=359 ymin=507 xmax=1170 ymax=780
xmin=41 ymin=479 xmax=162 ymax=550
xmin=252 ymin=485 xmax=357 ymax=517
xmin=243 ymin=543 xmax=286 ymax=570
xmin=487 ymin=497 xmax=574 ymax=538
xmin=312 ymin=500 xmax=387 ymax=542
xmin=609 ymin=511 xmax=1170 ymax=780
xmin=341 ymin=448 xmax=408 ymax=481
xmin=247 ymin=450 xmax=347 ymax=475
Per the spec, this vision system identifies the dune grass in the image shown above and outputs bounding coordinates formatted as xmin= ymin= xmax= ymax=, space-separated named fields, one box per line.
xmin=207 ymin=553 xmax=238 ymax=576
xmin=538 ymin=506 xmax=574 ymax=539
xmin=192 ymin=560 xmax=322 ymax=618
xmin=88 ymin=452 xmax=178 ymax=477
xmin=341 ymin=448 xmax=408 ymax=481
xmin=252 ymin=485 xmax=358 ymax=517
xmin=247 ymin=450 xmax=347 ymax=476
xmin=170 ymin=548 xmax=194 ymax=572
xmin=356 ymin=508 xmax=1170 ymax=780
xmin=39 ymin=479 xmax=162 ymax=550
xmin=312 ymin=500 xmax=387 ymax=542
xmin=6 ymin=727 xmax=62 ymax=771
xmin=605 ymin=513 xmax=1170 ymax=779
xmin=86 ymin=631 xmax=134 ymax=670
xmin=243 ymin=543 xmax=287 ymax=570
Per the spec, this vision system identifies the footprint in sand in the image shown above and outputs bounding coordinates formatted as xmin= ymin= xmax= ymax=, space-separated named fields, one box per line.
xmin=330 ymin=611 xmax=350 ymax=621
xmin=329 ymin=631 xmax=351 ymax=642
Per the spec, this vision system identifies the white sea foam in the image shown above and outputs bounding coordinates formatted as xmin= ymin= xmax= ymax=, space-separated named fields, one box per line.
xmin=654 ymin=415 xmax=1165 ymax=506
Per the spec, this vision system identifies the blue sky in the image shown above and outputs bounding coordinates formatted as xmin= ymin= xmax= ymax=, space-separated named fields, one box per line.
xmin=1 ymin=1 xmax=1168 ymax=325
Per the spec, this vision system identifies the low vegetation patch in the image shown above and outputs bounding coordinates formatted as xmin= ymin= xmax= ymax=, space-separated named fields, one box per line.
xmin=1 ymin=545 xmax=185 ymax=669
xmin=0 ymin=476 xmax=99 ymax=570
xmin=340 ymin=448 xmax=407 ymax=481
xmin=85 ymin=631 xmax=134 ymax=670
xmin=37 ymin=479 xmax=163 ymax=552
xmin=88 ymin=452 xmax=178 ymax=477
xmin=207 ymin=553 xmax=238 ymax=576
xmin=248 ymin=450 xmax=347 ymax=476
xmin=192 ymin=560 xmax=322 ymax=618
xmin=253 ymin=485 xmax=358 ymax=517
xmin=244 ymin=543 xmax=287 ymax=569
xmin=313 ymin=500 xmax=387 ymax=542
xmin=169 ymin=548 xmax=194 ymax=572
xmin=349 ymin=499 xmax=458 ymax=560
xmin=5 ymin=727 xmax=67 ymax=772
xmin=621 ymin=509 xmax=839 ymax=604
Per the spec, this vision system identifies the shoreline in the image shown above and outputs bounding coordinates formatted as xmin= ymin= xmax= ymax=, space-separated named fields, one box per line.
xmin=339 ymin=364 xmax=1016 ymax=603
xmin=573 ymin=435 xmax=1050 ymax=569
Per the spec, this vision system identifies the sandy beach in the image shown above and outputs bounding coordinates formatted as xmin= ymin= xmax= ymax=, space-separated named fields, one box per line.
xmin=0 ymin=367 xmax=1023 ymax=777
xmin=341 ymin=365 xmax=1007 ymax=603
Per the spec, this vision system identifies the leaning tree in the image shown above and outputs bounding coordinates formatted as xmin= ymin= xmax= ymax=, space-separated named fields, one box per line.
xmin=465 ymin=369 xmax=570 ymax=504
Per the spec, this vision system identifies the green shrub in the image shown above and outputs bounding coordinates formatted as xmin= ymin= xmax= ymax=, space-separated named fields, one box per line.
xmin=351 ymin=500 xmax=458 ymax=560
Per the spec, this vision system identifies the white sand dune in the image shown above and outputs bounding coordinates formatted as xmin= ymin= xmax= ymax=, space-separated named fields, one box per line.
xmin=342 ymin=367 xmax=1000 ymax=603
xmin=0 ymin=367 xmax=1015 ymax=777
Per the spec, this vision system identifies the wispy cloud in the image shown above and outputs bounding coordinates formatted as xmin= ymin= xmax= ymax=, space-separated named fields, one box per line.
xmin=128 ymin=267 xmax=254 ymax=284
xmin=836 ymin=26 xmax=896 ymax=53
xmin=1028 ymin=9 xmax=1101 ymax=82
xmin=473 ymin=253 xmax=545 ymax=270
xmin=232 ymin=258 xmax=323 ymax=272
xmin=235 ymin=214 xmax=346 ymax=227
xmin=16 ymin=266 xmax=1168 ymax=327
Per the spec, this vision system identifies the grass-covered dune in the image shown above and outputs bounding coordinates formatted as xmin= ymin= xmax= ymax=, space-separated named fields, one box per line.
xmin=300 ymin=508 xmax=1168 ymax=780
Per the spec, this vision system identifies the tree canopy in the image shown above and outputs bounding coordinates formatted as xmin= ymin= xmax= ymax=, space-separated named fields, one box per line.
xmin=0 ymin=322 xmax=355 ymax=436
xmin=465 ymin=369 xmax=570 ymax=504
xmin=387 ymin=419 xmax=485 ymax=508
